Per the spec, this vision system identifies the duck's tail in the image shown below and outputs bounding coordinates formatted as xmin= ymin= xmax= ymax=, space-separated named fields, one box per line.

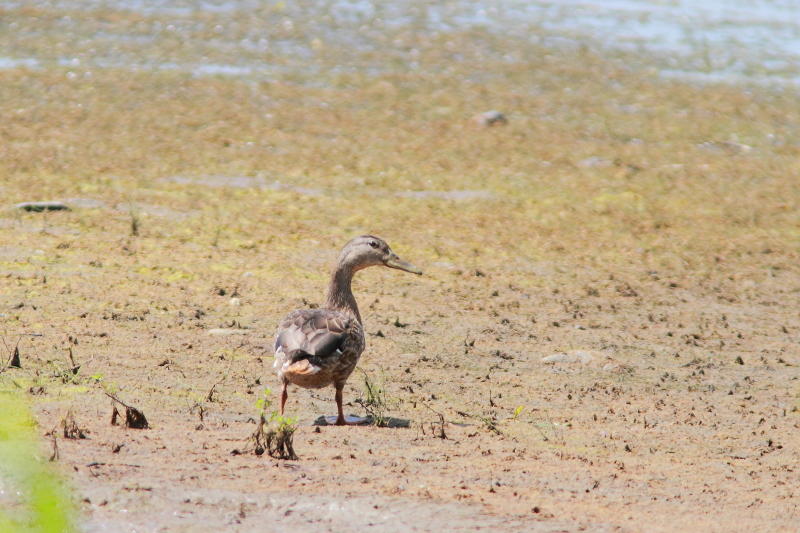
xmin=283 ymin=349 xmax=322 ymax=377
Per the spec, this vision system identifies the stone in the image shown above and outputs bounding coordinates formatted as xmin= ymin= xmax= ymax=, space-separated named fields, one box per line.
xmin=541 ymin=350 xmax=594 ymax=364
xmin=472 ymin=110 xmax=507 ymax=127
xmin=15 ymin=201 xmax=70 ymax=212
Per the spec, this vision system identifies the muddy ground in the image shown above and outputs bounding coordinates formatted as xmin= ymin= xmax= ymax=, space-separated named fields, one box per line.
xmin=2 ymin=2 xmax=800 ymax=532
xmin=4 ymin=234 xmax=798 ymax=532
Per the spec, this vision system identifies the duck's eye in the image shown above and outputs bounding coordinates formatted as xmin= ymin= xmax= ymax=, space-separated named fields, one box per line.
xmin=369 ymin=241 xmax=379 ymax=249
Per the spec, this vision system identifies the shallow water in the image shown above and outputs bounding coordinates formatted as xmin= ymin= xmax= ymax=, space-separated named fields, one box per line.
xmin=1 ymin=0 xmax=797 ymax=86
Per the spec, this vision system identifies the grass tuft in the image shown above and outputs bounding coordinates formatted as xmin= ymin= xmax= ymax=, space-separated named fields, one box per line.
xmin=355 ymin=369 xmax=392 ymax=427
xmin=242 ymin=389 xmax=298 ymax=460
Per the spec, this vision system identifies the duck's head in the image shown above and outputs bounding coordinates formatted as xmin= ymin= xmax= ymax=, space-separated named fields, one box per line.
xmin=338 ymin=235 xmax=423 ymax=275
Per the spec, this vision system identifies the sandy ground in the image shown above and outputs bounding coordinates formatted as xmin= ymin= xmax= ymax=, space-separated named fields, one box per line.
xmin=3 ymin=222 xmax=799 ymax=532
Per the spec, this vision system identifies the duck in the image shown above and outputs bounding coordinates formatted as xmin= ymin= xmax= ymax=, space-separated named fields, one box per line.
xmin=273 ymin=235 xmax=422 ymax=425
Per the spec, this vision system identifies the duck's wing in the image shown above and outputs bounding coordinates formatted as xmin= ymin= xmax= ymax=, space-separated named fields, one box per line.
xmin=274 ymin=308 xmax=351 ymax=361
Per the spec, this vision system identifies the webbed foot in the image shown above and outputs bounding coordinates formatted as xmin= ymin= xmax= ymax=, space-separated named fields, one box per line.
xmin=324 ymin=414 xmax=370 ymax=426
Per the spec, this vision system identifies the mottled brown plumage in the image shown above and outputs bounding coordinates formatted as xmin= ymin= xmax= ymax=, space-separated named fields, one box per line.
xmin=274 ymin=235 xmax=421 ymax=425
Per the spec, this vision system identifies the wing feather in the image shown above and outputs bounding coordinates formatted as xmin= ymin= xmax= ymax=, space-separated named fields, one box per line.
xmin=275 ymin=308 xmax=351 ymax=361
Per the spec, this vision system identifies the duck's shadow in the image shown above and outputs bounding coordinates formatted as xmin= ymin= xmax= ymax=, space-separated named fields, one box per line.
xmin=312 ymin=414 xmax=411 ymax=428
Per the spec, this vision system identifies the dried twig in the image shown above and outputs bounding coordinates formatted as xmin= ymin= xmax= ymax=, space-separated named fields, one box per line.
xmin=49 ymin=434 xmax=59 ymax=462
xmin=61 ymin=410 xmax=87 ymax=439
xmin=66 ymin=346 xmax=81 ymax=375
xmin=421 ymin=402 xmax=449 ymax=439
xmin=1 ymin=335 xmax=23 ymax=371
xmin=104 ymin=392 xmax=149 ymax=429
xmin=206 ymin=379 xmax=223 ymax=403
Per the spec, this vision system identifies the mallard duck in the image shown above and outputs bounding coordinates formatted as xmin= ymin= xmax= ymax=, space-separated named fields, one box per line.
xmin=274 ymin=235 xmax=422 ymax=425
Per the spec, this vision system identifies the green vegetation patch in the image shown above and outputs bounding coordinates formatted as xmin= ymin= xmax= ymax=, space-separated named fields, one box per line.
xmin=0 ymin=392 xmax=76 ymax=533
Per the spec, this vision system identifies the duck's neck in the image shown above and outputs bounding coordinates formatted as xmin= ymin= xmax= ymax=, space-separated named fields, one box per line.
xmin=324 ymin=263 xmax=362 ymax=323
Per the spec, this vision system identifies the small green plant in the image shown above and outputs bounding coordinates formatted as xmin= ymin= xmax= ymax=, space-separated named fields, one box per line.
xmin=512 ymin=405 xmax=525 ymax=420
xmin=47 ymin=346 xmax=83 ymax=385
xmin=129 ymin=206 xmax=140 ymax=236
xmin=254 ymin=387 xmax=273 ymax=413
xmin=354 ymin=368 xmax=392 ymax=427
xmin=456 ymin=409 xmax=502 ymax=435
xmin=212 ymin=225 xmax=223 ymax=247
xmin=479 ymin=413 xmax=501 ymax=435
xmin=249 ymin=389 xmax=298 ymax=460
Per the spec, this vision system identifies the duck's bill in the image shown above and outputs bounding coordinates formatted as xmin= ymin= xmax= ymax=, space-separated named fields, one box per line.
xmin=385 ymin=255 xmax=423 ymax=275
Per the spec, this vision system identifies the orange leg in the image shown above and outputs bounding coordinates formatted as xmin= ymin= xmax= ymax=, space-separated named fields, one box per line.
xmin=327 ymin=383 xmax=368 ymax=426
xmin=280 ymin=381 xmax=288 ymax=416
xmin=334 ymin=385 xmax=346 ymax=425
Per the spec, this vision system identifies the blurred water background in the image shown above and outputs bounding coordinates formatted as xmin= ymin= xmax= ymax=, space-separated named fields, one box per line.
xmin=1 ymin=0 xmax=799 ymax=86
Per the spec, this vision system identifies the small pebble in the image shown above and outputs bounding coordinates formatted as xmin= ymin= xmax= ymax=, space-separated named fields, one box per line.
xmin=472 ymin=110 xmax=507 ymax=127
